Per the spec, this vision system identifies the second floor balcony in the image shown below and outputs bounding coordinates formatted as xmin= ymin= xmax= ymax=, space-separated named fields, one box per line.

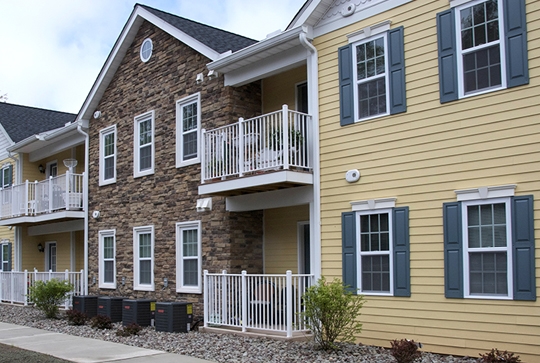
xmin=0 ymin=172 xmax=84 ymax=225
xmin=199 ymin=105 xmax=313 ymax=196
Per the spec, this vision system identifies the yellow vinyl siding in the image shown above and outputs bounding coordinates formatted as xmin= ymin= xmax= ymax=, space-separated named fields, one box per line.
xmin=263 ymin=205 xmax=309 ymax=274
xmin=315 ymin=0 xmax=540 ymax=360
xmin=262 ymin=65 xmax=307 ymax=114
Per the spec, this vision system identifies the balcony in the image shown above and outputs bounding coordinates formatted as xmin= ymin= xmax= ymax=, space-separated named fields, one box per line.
xmin=0 ymin=172 xmax=84 ymax=224
xmin=199 ymin=106 xmax=313 ymax=196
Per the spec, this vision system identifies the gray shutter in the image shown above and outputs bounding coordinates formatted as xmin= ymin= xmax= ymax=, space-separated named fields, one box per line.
xmin=342 ymin=212 xmax=357 ymax=292
xmin=443 ymin=202 xmax=463 ymax=298
xmin=504 ymin=0 xmax=529 ymax=88
xmin=338 ymin=44 xmax=355 ymax=126
xmin=393 ymin=207 xmax=410 ymax=297
xmin=437 ymin=9 xmax=458 ymax=103
xmin=512 ymin=195 xmax=536 ymax=301
xmin=388 ymin=26 xmax=407 ymax=115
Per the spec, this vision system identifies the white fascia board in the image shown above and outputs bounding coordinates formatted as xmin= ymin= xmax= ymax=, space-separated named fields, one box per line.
xmin=0 ymin=211 xmax=85 ymax=226
xmin=287 ymin=0 xmax=324 ymax=29
xmin=226 ymin=185 xmax=313 ymax=212
xmin=28 ymin=135 xmax=85 ymax=162
xmin=224 ymin=46 xmax=307 ymax=86
xmin=28 ymin=220 xmax=84 ymax=236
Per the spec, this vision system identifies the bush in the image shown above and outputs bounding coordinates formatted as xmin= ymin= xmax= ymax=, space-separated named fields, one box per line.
xmin=90 ymin=315 xmax=113 ymax=330
xmin=301 ymin=276 xmax=365 ymax=351
xmin=116 ymin=323 xmax=142 ymax=336
xmin=390 ymin=339 xmax=422 ymax=363
xmin=65 ymin=309 xmax=88 ymax=326
xmin=479 ymin=348 xmax=521 ymax=362
xmin=27 ymin=279 xmax=73 ymax=319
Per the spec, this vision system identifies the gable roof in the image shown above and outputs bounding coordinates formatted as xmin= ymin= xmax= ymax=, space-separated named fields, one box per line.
xmin=77 ymin=4 xmax=257 ymax=121
xmin=0 ymin=102 xmax=76 ymax=143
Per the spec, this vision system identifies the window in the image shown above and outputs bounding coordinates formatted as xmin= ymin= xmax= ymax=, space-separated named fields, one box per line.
xmin=46 ymin=161 xmax=57 ymax=178
xmin=176 ymin=94 xmax=201 ymax=167
xmin=133 ymin=226 xmax=154 ymax=291
xmin=339 ymin=25 xmax=406 ymax=126
xmin=134 ymin=111 xmax=154 ymax=177
xmin=99 ymin=126 xmax=116 ymax=185
xmin=140 ymin=38 xmax=153 ymax=62
xmin=176 ymin=221 xmax=202 ymax=293
xmin=99 ymin=230 xmax=116 ymax=289
xmin=0 ymin=241 xmax=12 ymax=271
xmin=0 ymin=165 xmax=12 ymax=188
xmin=437 ymin=0 xmax=529 ymax=103
xmin=342 ymin=200 xmax=410 ymax=296
xmin=443 ymin=189 xmax=535 ymax=301
xmin=45 ymin=242 xmax=56 ymax=272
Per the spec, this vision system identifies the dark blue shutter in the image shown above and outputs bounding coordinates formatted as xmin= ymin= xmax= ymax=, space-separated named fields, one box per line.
xmin=6 ymin=243 xmax=12 ymax=271
xmin=342 ymin=212 xmax=357 ymax=292
xmin=6 ymin=165 xmax=12 ymax=187
xmin=504 ymin=0 xmax=529 ymax=88
xmin=388 ymin=27 xmax=407 ymax=115
xmin=437 ymin=9 xmax=458 ymax=103
xmin=512 ymin=195 xmax=536 ymax=301
xmin=443 ymin=202 xmax=463 ymax=298
xmin=339 ymin=45 xmax=354 ymax=126
xmin=393 ymin=207 xmax=410 ymax=297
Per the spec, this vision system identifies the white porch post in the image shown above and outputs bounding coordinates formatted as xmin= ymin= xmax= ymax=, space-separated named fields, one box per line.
xmin=201 ymin=129 xmax=207 ymax=184
xmin=0 ymin=272 xmax=3 ymax=302
xmin=10 ymin=271 xmax=14 ymax=304
xmin=24 ymin=180 xmax=29 ymax=215
xmin=65 ymin=171 xmax=70 ymax=210
xmin=241 ymin=270 xmax=247 ymax=333
xmin=48 ymin=176 xmax=53 ymax=212
xmin=24 ymin=270 xmax=28 ymax=305
xmin=203 ymin=270 xmax=209 ymax=328
xmin=64 ymin=269 xmax=69 ymax=309
xmin=238 ymin=118 xmax=245 ymax=177
xmin=286 ymin=270 xmax=293 ymax=338
xmin=281 ymin=105 xmax=289 ymax=170
xmin=221 ymin=270 xmax=227 ymax=325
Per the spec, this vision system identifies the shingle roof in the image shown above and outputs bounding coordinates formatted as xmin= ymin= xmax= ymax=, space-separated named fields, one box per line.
xmin=0 ymin=102 xmax=76 ymax=143
xmin=139 ymin=4 xmax=258 ymax=53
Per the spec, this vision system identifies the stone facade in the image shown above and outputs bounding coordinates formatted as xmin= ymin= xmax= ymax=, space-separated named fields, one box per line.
xmin=87 ymin=20 xmax=263 ymax=314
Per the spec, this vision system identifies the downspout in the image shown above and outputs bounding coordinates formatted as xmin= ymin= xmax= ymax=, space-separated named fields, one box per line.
xmin=76 ymin=121 xmax=89 ymax=294
xmin=299 ymin=29 xmax=322 ymax=280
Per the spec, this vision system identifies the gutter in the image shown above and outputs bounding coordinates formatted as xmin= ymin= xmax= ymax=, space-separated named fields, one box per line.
xmin=299 ymin=29 xmax=322 ymax=280
xmin=76 ymin=121 xmax=90 ymax=295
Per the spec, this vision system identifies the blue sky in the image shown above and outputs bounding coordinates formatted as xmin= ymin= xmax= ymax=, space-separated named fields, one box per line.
xmin=0 ymin=0 xmax=306 ymax=114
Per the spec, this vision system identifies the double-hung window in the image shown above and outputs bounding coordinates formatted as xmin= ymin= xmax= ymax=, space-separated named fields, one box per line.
xmin=133 ymin=225 xmax=154 ymax=291
xmin=339 ymin=23 xmax=406 ymax=126
xmin=437 ymin=0 xmax=529 ymax=102
xmin=134 ymin=111 xmax=154 ymax=177
xmin=0 ymin=241 xmax=12 ymax=271
xmin=176 ymin=221 xmax=202 ymax=293
xmin=99 ymin=126 xmax=116 ymax=185
xmin=176 ymin=93 xmax=201 ymax=167
xmin=342 ymin=199 xmax=410 ymax=296
xmin=1 ymin=165 xmax=12 ymax=188
xmin=98 ymin=230 xmax=116 ymax=289
xmin=443 ymin=187 xmax=535 ymax=300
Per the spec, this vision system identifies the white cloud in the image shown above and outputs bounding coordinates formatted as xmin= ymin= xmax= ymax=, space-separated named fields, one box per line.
xmin=0 ymin=0 xmax=306 ymax=113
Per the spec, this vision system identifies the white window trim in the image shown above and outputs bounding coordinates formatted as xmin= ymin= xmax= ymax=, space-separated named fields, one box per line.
xmin=351 ymin=32 xmax=391 ymax=122
xmin=133 ymin=111 xmax=155 ymax=178
xmin=461 ymin=197 xmax=513 ymax=299
xmin=454 ymin=0 xmax=507 ymax=99
xmin=98 ymin=229 xmax=116 ymax=289
xmin=176 ymin=221 xmax=202 ymax=294
xmin=351 ymin=197 xmax=397 ymax=211
xmin=455 ymin=184 xmax=516 ymax=201
xmin=99 ymin=125 xmax=117 ymax=186
xmin=0 ymin=240 xmax=9 ymax=271
xmin=176 ymin=93 xmax=201 ymax=168
xmin=1 ymin=164 xmax=11 ymax=188
xmin=355 ymin=207 xmax=394 ymax=296
xmin=347 ymin=20 xmax=391 ymax=43
xmin=133 ymin=225 xmax=154 ymax=291
xmin=46 ymin=160 xmax=58 ymax=179
xmin=140 ymin=38 xmax=153 ymax=63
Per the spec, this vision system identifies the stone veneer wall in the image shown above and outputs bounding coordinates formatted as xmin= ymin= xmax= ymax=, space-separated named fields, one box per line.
xmin=87 ymin=20 xmax=263 ymax=314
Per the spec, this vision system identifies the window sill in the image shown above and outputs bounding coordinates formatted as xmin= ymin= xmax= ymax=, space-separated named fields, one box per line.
xmin=99 ymin=179 xmax=116 ymax=186
xmin=99 ymin=283 xmax=117 ymax=289
xmin=177 ymin=287 xmax=202 ymax=294
xmin=134 ymin=284 xmax=155 ymax=292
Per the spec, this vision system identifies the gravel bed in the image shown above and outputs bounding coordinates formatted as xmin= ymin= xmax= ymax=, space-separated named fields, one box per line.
xmin=0 ymin=304 xmax=478 ymax=363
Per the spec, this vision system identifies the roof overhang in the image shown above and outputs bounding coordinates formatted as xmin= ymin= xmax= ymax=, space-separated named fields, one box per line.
xmin=77 ymin=5 xmax=222 ymax=122
xmin=207 ymin=26 xmax=312 ymax=86
xmin=0 ymin=211 xmax=85 ymax=226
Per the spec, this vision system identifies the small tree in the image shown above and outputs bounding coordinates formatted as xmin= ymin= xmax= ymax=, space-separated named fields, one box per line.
xmin=301 ymin=277 xmax=365 ymax=350
xmin=28 ymin=279 xmax=73 ymax=319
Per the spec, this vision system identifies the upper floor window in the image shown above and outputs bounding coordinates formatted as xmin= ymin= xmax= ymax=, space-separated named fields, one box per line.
xmin=0 ymin=164 xmax=12 ymax=188
xmin=437 ymin=0 xmax=529 ymax=103
xmin=140 ymin=38 xmax=153 ymax=63
xmin=99 ymin=125 xmax=116 ymax=185
xmin=134 ymin=111 xmax=154 ymax=178
xmin=133 ymin=225 xmax=154 ymax=291
xmin=339 ymin=24 xmax=406 ymax=126
xmin=176 ymin=93 xmax=201 ymax=167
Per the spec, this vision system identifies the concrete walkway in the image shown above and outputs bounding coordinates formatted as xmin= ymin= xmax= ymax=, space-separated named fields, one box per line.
xmin=0 ymin=322 xmax=214 ymax=363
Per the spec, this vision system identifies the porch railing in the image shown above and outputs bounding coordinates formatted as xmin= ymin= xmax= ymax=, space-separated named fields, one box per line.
xmin=204 ymin=270 xmax=314 ymax=338
xmin=201 ymin=105 xmax=312 ymax=183
xmin=0 ymin=269 xmax=84 ymax=307
xmin=0 ymin=172 xmax=84 ymax=219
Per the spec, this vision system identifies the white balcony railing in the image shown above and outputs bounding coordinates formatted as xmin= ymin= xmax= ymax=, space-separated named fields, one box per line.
xmin=0 ymin=172 xmax=84 ymax=219
xmin=202 ymin=105 xmax=312 ymax=183
xmin=204 ymin=270 xmax=314 ymax=338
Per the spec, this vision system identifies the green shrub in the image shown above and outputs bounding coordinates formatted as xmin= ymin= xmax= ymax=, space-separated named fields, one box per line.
xmin=390 ymin=339 xmax=422 ymax=363
xmin=90 ymin=315 xmax=113 ymax=330
xmin=300 ymin=276 xmax=365 ymax=351
xmin=116 ymin=322 xmax=142 ymax=336
xmin=479 ymin=348 xmax=521 ymax=362
xmin=27 ymin=279 xmax=73 ymax=319
xmin=66 ymin=309 xmax=88 ymax=326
